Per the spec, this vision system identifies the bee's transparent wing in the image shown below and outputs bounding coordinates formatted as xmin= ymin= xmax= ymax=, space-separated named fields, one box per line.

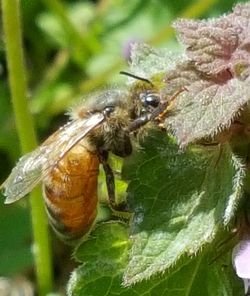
xmin=2 ymin=113 xmax=104 ymax=204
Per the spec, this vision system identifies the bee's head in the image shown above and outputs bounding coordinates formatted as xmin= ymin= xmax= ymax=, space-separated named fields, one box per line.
xmin=119 ymin=71 xmax=162 ymax=118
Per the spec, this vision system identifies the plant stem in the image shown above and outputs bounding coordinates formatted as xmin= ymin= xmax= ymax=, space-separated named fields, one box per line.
xmin=1 ymin=1 xmax=53 ymax=295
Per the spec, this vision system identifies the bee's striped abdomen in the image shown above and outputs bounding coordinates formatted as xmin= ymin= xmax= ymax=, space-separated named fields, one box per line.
xmin=43 ymin=143 xmax=99 ymax=244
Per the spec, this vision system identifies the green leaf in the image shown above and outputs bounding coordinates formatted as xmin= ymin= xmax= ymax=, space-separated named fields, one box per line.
xmin=67 ymin=222 xmax=130 ymax=296
xmin=74 ymin=222 xmax=130 ymax=264
xmin=122 ymin=131 xmax=245 ymax=285
xmin=159 ymin=251 xmax=243 ymax=296
xmin=67 ymin=221 xmax=243 ymax=295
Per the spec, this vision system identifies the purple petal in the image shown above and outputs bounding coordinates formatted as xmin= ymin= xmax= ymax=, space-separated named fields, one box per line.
xmin=122 ymin=39 xmax=142 ymax=62
xmin=232 ymin=240 xmax=250 ymax=279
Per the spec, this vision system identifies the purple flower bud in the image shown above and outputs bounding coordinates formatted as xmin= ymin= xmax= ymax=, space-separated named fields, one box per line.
xmin=232 ymin=239 xmax=250 ymax=294
xmin=122 ymin=39 xmax=142 ymax=62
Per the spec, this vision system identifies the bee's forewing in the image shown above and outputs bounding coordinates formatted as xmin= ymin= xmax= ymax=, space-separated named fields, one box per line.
xmin=2 ymin=150 xmax=46 ymax=204
xmin=2 ymin=113 xmax=104 ymax=204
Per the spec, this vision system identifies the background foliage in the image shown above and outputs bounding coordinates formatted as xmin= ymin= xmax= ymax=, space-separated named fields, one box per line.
xmin=0 ymin=0 xmax=248 ymax=295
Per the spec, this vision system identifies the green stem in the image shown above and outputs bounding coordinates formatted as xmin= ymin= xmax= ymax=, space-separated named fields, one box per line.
xmin=1 ymin=1 xmax=53 ymax=295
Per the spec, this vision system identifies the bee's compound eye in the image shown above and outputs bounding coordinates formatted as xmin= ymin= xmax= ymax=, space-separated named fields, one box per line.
xmin=145 ymin=94 xmax=159 ymax=108
xmin=140 ymin=91 xmax=160 ymax=108
xmin=103 ymin=106 xmax=115 ymax=116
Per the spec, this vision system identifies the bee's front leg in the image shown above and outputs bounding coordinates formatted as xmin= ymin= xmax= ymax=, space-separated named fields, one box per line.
xmin=128 ymin=114 xmax=152 ymax=132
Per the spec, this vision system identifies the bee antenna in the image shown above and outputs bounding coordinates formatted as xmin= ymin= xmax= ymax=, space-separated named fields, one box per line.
xmin=119 ymin=71 xmax=154 ymax=86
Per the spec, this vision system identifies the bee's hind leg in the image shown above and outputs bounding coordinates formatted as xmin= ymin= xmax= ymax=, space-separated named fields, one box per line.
xmin=99 ymin=150 xmax=128 ymax=212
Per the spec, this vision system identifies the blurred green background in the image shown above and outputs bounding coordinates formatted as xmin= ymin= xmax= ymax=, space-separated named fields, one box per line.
xmin=0 ymin=0 xmax=248 ymax=292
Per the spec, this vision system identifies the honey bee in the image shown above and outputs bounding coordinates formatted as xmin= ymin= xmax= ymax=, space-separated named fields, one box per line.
xmin=1 ymin=72 xmax=179 ymax=244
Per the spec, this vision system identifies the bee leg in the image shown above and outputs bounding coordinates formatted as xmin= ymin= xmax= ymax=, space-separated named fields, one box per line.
xmin=99 ymin=151 xmax=128 ymax=212
xmin=128 ymin=102 xmax=171 ymax=132
xmin=129 ymin=114 xmax=152 ymax=132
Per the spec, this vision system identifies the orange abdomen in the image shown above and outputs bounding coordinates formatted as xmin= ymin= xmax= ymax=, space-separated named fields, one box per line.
xmin=43 ymin=143 xmax=99 ymax=243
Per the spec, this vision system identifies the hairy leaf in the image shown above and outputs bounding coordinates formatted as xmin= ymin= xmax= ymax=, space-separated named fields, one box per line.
xmin=163 ymin=3 xmax=250 ymax=146
xmin=173 ymin=3 xmax=250 ymax=76
xmin=67 ymin=222 xmax=243 ymax=295
xmin=165 ymin=71 xmax=250 ymax=146
xmin=67 ymin=222 xmax=130 ymax=296
xmin=129 ymin=43 xmax=182 ymax=82
xmin=122 ymin=131 xmax=245 ymax=285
